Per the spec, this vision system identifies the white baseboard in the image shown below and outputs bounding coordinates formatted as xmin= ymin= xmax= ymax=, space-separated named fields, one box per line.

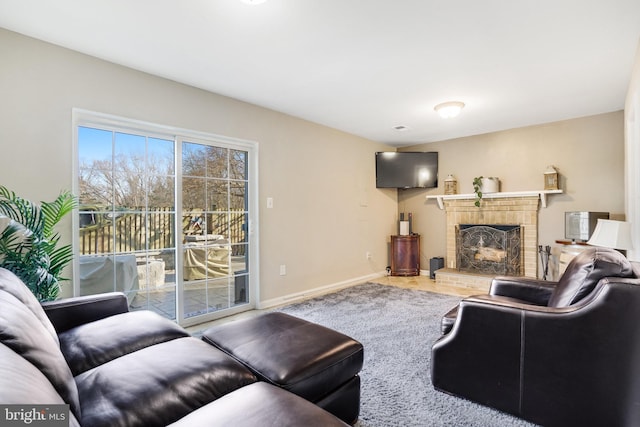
xmin=257 ymin=271 xmax=386 ymax=310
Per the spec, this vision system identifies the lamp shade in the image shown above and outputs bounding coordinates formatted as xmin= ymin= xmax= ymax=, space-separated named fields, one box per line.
xmin=587 ymin=219 xmax=634 ymax=250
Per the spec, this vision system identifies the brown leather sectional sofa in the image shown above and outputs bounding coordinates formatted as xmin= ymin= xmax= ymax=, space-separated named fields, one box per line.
xmin=0 ymin=267 xmax=361 ymax=426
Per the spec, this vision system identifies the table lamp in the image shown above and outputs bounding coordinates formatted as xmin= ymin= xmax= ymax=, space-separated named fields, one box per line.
xmin=587 ymin=219 xmax=634 ymax=252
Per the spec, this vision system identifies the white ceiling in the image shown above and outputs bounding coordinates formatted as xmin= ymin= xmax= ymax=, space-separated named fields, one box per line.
xmin=1 ymin=0 xmax=639 ymax=147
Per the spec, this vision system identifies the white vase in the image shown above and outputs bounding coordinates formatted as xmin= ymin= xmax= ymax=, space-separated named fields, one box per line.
xmin=481 ymin=177 xmax=499 ymax=193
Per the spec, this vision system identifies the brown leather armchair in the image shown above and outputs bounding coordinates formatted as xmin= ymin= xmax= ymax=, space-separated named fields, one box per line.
xmin=431 ymin=247 xmax=640 ymax=427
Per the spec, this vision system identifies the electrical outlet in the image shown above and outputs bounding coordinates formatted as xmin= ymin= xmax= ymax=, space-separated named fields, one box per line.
xmin=279 ymin=264 xmax=286 ymax=275
xmin=366 ymin=251 xmax=372 ymax=260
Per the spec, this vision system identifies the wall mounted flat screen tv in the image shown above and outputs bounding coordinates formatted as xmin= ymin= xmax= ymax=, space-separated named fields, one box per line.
xmin=375 ymin=151 xmax=438 ymax=189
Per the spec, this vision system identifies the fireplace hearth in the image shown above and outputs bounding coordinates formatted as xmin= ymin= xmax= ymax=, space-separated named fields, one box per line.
xmin=456 ymin=224 xmax=522 ymax=275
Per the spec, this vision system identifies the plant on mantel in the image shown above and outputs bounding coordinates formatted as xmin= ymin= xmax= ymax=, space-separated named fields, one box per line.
xmin=472 ymin=176 xmax=483 ymax=207
xmin=0 ymin=186 xmax=76 ymax=301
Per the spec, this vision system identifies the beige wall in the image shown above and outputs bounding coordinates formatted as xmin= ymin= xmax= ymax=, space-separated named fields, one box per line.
xmin=0 ymin=28 xmax=398 ymax=303
xmin=0 ymin=27 xmax=630 ymax=297
xmin=399 ymin=112 xmax=625 ymax=276
xmin=625 ymin=41 xmax=640 ymax=262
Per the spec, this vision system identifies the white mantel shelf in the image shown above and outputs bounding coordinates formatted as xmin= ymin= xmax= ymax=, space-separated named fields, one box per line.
xmin=426 ymin=189 xmax=563 ymax=210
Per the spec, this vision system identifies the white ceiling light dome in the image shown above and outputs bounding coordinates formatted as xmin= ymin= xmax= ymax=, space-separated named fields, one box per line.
xmin=434 ymin=101 xmax=465 ymax=119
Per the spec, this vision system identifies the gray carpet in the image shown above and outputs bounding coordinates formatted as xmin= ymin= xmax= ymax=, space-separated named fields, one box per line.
xmin=277 ymin=282 xmax=538 ymax=427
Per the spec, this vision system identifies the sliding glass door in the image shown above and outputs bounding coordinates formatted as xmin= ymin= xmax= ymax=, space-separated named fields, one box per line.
xmin=179 ymin=140 xmax=250 ymax=321
xmin=73 ymin=111 xmax=257 ymax=326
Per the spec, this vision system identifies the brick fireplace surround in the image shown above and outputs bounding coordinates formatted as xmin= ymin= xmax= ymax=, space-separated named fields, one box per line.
xmin=426 ymin=192 xmax=557 ymax=292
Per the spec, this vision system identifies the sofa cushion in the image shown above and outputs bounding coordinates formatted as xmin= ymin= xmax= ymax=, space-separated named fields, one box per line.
xmin=0 ymin=342 xmax=81 ymax=427
xmin=0 ymin=288 xmax=81 ymax=419
xmin=167 ymin=382 xmax=349 ymax=427
xmin=75 ymin=336 xmax=257 ymax=427
xmin=548 ymin=247 xmax=634 ymax=308
xmin=59 ymin=310 xmax=189 ymax=375
xmin=0 ymin=268 xmax=59 ymax=343
xmin=441 ymin=305 xmax=459 ymax=335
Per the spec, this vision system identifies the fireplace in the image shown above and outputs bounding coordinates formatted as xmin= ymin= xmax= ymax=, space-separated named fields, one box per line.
xmin=440 ymin=194 xmax=541 ymax=278
xmin=456 ymin=224 xmax=522 ymax=275
xmin=427 ymin=191 xmax=561 ymax=291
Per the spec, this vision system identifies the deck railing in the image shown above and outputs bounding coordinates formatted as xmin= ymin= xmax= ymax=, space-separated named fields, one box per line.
xmin=79 ymin=207 xmax=247 ymax=256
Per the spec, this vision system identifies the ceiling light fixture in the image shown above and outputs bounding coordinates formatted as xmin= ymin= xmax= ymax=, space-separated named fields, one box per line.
xmin=240 ymin=0 xmax=268 ymax=4
xmin=434 ymin=101 xmax=465 ymax=119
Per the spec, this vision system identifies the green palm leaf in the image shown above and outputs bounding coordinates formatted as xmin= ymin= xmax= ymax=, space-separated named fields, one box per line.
xmin=0 ymin=186 xmax=76 ymax=301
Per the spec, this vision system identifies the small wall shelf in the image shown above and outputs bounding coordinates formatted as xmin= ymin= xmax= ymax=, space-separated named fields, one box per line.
xmin=425 ymin=190 xmax=563 ymax=210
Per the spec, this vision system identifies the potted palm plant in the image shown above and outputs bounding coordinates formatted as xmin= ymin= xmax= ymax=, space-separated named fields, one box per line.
xmin=0 ymin=186 xmax=76 ymax=301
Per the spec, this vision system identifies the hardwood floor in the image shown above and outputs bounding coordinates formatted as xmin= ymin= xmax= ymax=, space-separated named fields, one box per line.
xmin=186 ymin=274 xmax=477 ymax=333
xmin=368 ymin=274 xmax=483 ymax=298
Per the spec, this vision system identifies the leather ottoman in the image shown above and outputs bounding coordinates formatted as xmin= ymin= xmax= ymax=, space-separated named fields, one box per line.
xmin=201 ymin=312 xmax=364 ymax=425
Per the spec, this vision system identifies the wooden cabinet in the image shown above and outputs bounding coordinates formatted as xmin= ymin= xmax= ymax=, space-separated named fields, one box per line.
xmin=391 ymin=235 xmax=420 ymax=276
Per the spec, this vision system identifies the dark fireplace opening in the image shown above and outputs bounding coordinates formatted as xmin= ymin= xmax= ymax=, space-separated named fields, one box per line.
xmin=456 ymin=224 xmax=522 ymax=275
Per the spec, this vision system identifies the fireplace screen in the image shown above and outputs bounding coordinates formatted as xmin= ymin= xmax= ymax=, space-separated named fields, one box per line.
xmin=456 ymin=224 xmax=522 ymax=275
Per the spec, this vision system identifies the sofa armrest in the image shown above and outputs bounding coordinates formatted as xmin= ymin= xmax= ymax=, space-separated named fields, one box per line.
xmin=489 ymin=276 xmax=557 ymax=306
xmin=432 ymin=293 xmax=575 ymax=416
xmin=432 ymin=295 xmax=525 ymax=414
xmin=42 ymin=292 xmax=129 ymax=333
